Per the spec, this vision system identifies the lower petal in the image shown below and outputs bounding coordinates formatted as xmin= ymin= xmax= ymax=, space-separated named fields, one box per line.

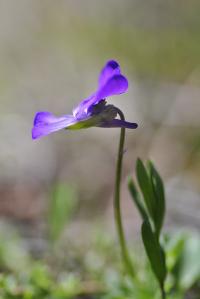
xmin=32 ymin=112 xmax=76 ymax=139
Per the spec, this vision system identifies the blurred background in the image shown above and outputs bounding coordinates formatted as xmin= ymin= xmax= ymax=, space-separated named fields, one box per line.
xmin=0 ymin=1 xmax=200 ymax=298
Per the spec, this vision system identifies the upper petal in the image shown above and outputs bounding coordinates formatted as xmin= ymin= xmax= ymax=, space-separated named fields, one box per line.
xmin=96 ymin=74 xmax=128 ymax=101
xmin=74 ymin=74 xmax=128 ymax=118
xmin=32 ymin=112 xmax=76 ymax=139
xmin=98 ymin=60 xmax=121 ymax=87
xmin=73 ymin=60 xmax=128 ymax=119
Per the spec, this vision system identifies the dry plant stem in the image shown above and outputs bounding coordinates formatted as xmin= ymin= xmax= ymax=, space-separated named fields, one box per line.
xmin=114 ymin=109 xmax=135 ymax=278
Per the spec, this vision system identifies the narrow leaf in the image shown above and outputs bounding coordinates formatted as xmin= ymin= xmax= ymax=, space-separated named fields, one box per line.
xmin=142 ymin=220 xmax=167 ymax=285
xmin=128 ymin=176 xmax=148 ymax=221
xmin=148 ymin=161 xmax=165 ymax=235
xmin=136 ymin=158 xmax=156 ymax=220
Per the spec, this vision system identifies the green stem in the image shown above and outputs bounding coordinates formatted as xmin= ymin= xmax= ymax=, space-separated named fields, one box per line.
xmin=160 ymin=283 xmax=166 ymax=299
xmin=114 ymin=109 xmax=135 ymax=278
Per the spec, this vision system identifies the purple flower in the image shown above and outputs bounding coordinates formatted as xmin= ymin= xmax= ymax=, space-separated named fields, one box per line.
xmin=32 ymin=60 xmax=138 ymax=139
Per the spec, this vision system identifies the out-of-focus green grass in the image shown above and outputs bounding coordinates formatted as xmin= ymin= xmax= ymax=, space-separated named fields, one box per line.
xmin=0 ymin=220 xmax=200 ymax=299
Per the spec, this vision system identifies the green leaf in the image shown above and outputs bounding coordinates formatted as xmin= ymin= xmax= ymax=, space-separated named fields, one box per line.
xmin=147 ymin=161 xmax=165 ymax=235
xmin=128 ymin=176 xmax=148 ymax=221
xmin=136 ymin=159 xmax=156 ymax=220
xmin=164 ymin=233 xmax=186 ymax=272
xmin=141 ymin=221 xmax=166 ymax=286
xmin=173 ymin=235 xmax=200 ymax=290
xmin=48 ymin=183 xmax=78 ymax=243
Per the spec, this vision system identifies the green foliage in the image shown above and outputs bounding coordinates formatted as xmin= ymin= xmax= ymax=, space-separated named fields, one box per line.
xmin=167 ymin=233 xmax=200 ymax=291
xmin=128 ymin=177 xmax=148 ymax=222
xmin=136 ymin=159 xmax=155 ymax=220
xmin=0 ymin=264 xmax=82 ymax=299
xmin=0 ymin=223 xmax=31 ymax=272
xmin=147 ymin=161 xmax=165 ymax=236
xmin=0 ymin=222 xmax=199 ymax=299
xmin=129 ymin=159 xmax=167 ymax=294
xmin=176 ymin=235 xmax=200 ymax=290
xmin=142 ymin=221 xmax=166 ymax=286
xmin=134 ymin=159 xmax=166 ymax=237
xmin=165 ymin=233 xmax=186 ymax=273
xmin=48 ymin=183 xmax=78 ymax=243
xmin=0 ymin=163 xmax=199 ymax=299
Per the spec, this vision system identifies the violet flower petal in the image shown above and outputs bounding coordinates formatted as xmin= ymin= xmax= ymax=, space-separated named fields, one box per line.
xmin=32 ymin=60 xmax=137 ymax=140
xmin=73 ymin=60 xmax=128 ymax=119
xmin=95 ymin=74 xmax=128 ymax=102
xmin=73 ymin=93 xmax=96 ymax=120
xmin=32 ymin=112 xmax=76 ymax=139
xmin=98 ymin=60 xmax=121 ymax=87
xmin=75 ymin=74 xmax=128 ymax=118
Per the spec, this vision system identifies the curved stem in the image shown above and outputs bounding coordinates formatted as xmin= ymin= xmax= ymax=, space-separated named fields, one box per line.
xmin=114 ymin=108 xmax=135 ymax=277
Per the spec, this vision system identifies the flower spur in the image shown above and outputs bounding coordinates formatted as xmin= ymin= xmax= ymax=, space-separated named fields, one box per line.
xmin=32 ymin=60 xmax=137 ymax=139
